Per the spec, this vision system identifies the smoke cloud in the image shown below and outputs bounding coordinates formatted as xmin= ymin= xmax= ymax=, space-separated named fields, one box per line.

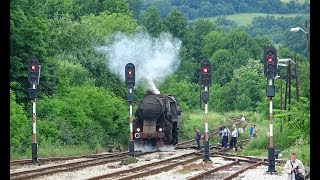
xmin=96 ymin=32 xmax=181 ymax=93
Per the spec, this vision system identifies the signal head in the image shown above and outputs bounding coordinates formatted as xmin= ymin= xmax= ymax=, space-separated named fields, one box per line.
xmin=27 ymin=57 xmax=40 ymax=84
xmin=200 ymin=60 xmax=212 ymax=86
xmin=263 ymin=46 xmax=277 ymax=79
xmin=125 ymin=63 xmax=135 ymax=88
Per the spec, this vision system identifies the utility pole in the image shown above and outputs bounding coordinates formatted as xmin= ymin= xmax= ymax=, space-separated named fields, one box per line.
xmin=288 ymin=61 xmax=291 ymax=121
xmin=294 ymin=55 xmax=299 ymax=102
xmin=284 ymin=66 xmax=289 ymax=111
xmin=305 ymin=20 xmax=310 ymax=62
xmin=280 ymin=74 xmax=283 ymax=133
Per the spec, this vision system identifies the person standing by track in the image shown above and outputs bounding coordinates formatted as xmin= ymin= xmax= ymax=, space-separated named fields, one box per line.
xmin=253 ymin=125 xmax=257 ymax=138
xmin=221 ymin=126 xmax=230 ymax=149
xmin=229 ymin=125 xmax=238 ymax=151
xmin=195 ymin=126 xmax=201 ymax=150
xmin=249 ymin=124 xmax=254 ymax=139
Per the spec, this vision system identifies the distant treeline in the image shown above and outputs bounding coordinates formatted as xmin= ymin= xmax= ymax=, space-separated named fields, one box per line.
xmin=130 ymin=0 xmax=309 ymax=19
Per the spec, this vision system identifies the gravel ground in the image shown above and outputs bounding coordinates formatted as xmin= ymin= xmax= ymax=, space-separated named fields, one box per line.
xmin=10 ymin=149 xmax=294 ymax=180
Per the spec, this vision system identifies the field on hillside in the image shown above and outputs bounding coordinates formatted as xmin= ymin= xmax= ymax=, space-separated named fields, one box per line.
xmin=210 ymin=13 xmax=308 ymax=26
xmin=280 ymin=0 xmax=309 ymax=3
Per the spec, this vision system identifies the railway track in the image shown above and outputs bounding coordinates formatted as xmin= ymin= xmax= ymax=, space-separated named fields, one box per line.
xmin=88 ymin=151 xmax=201 ymax=180
xmin=88 ymin=145 xmax=289 ymax=180
xmin=10 ymin=151 xmax=152 ymax=180
xmin=186 ymin=159 xmax=262 ymax=180
xmin=87 ymin=142 xmax=258 ymax=180
xmin=10 ymin=152 xmax=117 ymax=166
xmin=11 ymin=116 xmax=297 ymax=179
xmin=10 ymin=142 xmax=299 ymax=180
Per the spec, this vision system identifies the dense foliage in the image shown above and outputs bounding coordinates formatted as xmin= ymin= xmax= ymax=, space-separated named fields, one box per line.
xmin=10 ymin=0 xmax=309 ymax=161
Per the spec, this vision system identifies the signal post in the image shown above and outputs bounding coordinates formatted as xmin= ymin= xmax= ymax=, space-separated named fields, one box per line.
xmin=125 ymin=63 xmax=135 ymax=156
xmin=200 ymin=60 xmax=211 ymax=162
xmin=263 ymin=46 xmax=278 ymax=173
xmin=27 ymin=56 xmax=41 ymax=164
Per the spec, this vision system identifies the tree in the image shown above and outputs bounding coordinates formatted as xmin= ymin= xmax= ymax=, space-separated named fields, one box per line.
xmin=231 ymin=59 xmax=265 ymax=111
xmin=10 ymin=90 xmax=30 ymax=155
xmin=209 ymin=49 xmax=234 ymax=86
xmin=10 ymin=0 xmax=49 ymax=104
xmin=201 ymin=30 xmax=225 ymax=59
xmin=165 ymin=8 xmax=188 ymax=39
xmin=128 ymin=0 xmax=143 ymax=19
xmin=159 ymin=75 xmax=198 ymax=110
xmin=183 ymin=18 xmax=217 ymax=61
xmin=72 ymin=0 xmax=132 ymax=19
xmin=44 ymin=0 xmax=74 ymax=19
xmin=37 ymin=86 xmax=128 ymax=147
xmin=140 ymin=6 xmax=166 ymax=37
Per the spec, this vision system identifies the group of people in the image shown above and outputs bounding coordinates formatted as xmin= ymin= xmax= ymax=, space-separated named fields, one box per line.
xmin=195 ymin=123 xmax=258 ymax=151
xmin=249 ymin=124 xmax=257 ymax=138
xmin=218 ymin=125 xmax=239 ymax=150
xmin=195 ymin=123 xmax=260 ymax=152
xmin=195 ymin=125 xmax=239 ymax=151
xmin=194 ymin=124 xmax=307 ymax=180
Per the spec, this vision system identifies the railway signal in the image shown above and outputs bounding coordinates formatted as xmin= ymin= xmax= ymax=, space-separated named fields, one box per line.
xmin=263 ymin=47 xmax=277 ymax=174
xmin=27 ymin=56 xmax=41 ymax=164
xmin=125 ymin=63 xmax=135 ymax=156
xmin=200 ymin=60 xmax=211 ymax=87
xmin=199 ymin=60 xmax=212 ymax=162
xmin=28 ymin=57 xmax=40 ymax=84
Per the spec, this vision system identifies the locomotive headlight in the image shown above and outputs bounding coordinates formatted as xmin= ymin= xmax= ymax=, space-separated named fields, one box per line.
xmin=136 ymin=128 xmax=140 ymax=132
xmin=159 ymin=128 xmax=162 ymax=132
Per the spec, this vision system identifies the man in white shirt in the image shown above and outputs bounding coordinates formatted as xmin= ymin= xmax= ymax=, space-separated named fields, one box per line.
xmin=284 ymin=152 xmax=306 ymax=180
xmin=229 ymin=125 xmax=238 ymax=151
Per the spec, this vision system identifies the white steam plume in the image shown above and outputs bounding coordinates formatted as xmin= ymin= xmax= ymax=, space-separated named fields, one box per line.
xmin=96 ymin=32 xmax=181 ymax=93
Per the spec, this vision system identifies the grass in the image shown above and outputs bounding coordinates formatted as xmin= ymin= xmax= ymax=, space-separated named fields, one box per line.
xmin=120 ymin=155 xmax=138 ymax=165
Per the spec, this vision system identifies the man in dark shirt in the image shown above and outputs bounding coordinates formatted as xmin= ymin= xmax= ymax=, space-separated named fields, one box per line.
xmin=195 ymin=127 xmax=201 ymax=150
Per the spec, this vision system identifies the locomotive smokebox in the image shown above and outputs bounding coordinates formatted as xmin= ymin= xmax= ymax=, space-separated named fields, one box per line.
xmin=137 ymin=95 xmax=165 ymax=120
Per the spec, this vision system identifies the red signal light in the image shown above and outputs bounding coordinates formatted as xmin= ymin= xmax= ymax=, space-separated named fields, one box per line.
xmin=128 ymin=70 xmax=132 ymax=75
xmin=267 ymin=57 xmax=273 ymax=62
xmin=31 ymin=65 xmax=36 ymax=70
xmin=203 ymin=68 xmax=208 ymax=73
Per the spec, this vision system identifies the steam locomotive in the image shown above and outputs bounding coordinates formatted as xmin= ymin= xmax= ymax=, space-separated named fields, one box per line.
xmin=133 ymin=90 xmax=181 ymax=148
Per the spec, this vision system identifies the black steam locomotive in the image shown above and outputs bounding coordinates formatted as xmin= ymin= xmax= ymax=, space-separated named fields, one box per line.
xmin=133 ymin=90 xmax=181 ymax=148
